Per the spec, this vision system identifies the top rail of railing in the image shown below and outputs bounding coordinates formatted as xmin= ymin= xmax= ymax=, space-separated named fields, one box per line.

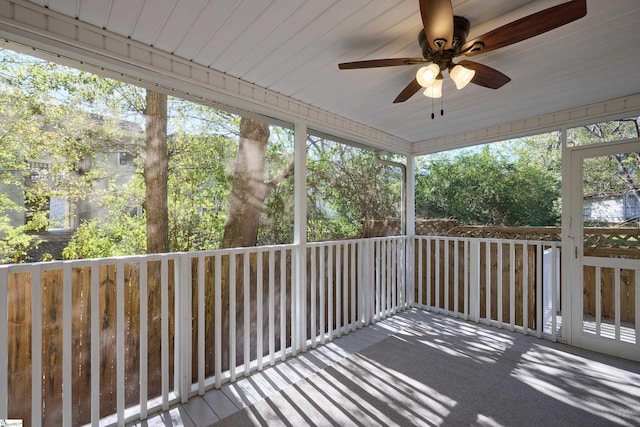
xmin=1 ymin=237 xmax=415 ymax=271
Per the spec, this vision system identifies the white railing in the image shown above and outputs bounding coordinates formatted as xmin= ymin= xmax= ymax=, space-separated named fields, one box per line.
xmin=0 ymin=236 xmax=409 ymax=426
xmin=414 ymin=236 xmax=562 ymax=340
xmin=581 ymin=256 xmax=640 ymax=346
xmin=0 ymin=234 xmax=568 ymax=426
xmin=305 ymin=236 xmax=410 ymax=351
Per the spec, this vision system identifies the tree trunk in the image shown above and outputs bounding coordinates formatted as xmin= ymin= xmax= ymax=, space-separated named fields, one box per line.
xmin=143 ymin=89 xmax=168 ymax=400
xmin=222 ymin=117 xmax=271 ymax=248
xmin=144 ymin=90 xmax=169 ymax=254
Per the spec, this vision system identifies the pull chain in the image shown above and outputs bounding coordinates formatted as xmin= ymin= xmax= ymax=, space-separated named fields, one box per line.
xmin=431 ymin=95 xmax=435 ymax=120
xmin=430 ymin=91 xmax=444 ymax=119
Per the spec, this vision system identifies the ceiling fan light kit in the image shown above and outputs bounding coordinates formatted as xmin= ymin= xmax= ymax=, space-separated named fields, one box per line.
xmin=423 ymin=78 xmax=443 ymax=98
xmin=338 ymin=0 xmax=587 ymax=105
xmin=416 ymin=63 xmax=440 ymax=87
xmin=449 ymin=64 xmax=475 ymax=90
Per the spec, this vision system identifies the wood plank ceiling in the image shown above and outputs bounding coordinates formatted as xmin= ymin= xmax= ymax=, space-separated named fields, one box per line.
xmin=23 ymin=0 xmax=640 ymax=149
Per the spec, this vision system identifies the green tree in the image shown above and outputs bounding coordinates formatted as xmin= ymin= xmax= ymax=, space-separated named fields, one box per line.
xmin=257 ymin=126 xmax=295 ymax=245
xmin=569 ymin=119 xmax=639 ymax=204
xmin=1 ymin=47 xmax=403 ymax=259
xmin=0 ymin=49 xmax=143 ymax=262
xmin=306 ymin=136 xmax=403 ymax=241
xmin=416 ymin=146 xmax=560 ymax=226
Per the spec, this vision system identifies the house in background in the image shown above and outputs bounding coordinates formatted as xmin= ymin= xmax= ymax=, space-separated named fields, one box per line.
xmin=583 ymin=191 xmax=640 ymax=225
xmin=1 ymin=142 xmax=139 ymax=232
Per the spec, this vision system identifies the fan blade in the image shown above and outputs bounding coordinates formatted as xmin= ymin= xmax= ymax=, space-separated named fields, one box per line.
xmin=420 ymin=0 xmax=454 ymax=50
xmin=462 ymin=0 xmax=587 ymax=56
xmin=393 ymin=78 xmax=422 ymax=103
xmin=458 ymin=60 xmax=511 ymax=89
xmin=339 ymin=57 xmax=426 ymax=69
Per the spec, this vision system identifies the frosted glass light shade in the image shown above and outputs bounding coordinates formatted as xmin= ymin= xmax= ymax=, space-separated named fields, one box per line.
xmin=423 ymin=78 xmax=443 ymax=98
xmin=450 ymin=64 xmax=475 ymax=89
xmin=416 ymin=63 xmax=440 ymax=87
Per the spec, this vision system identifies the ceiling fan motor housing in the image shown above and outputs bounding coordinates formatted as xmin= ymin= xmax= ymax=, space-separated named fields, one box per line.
xmin=419 ymin=15 xmax=470 ymax=58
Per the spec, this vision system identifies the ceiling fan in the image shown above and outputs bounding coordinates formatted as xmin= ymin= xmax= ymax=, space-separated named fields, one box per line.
xmin=338 ymin=0 xmax=587 ymax=104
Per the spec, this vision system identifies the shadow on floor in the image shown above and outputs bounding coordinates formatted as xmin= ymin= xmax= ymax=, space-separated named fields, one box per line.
xmin=137 ymin=309 xmax=640 ymax=426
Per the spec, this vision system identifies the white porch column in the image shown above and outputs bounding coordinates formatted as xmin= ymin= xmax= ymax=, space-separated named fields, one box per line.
xmin=560 ymin=126 xmax=574 ymax=345
xmin=293 ymin=121 xmax=307 ymax=354
xmin=406 ymin=155 xmax=416 ymax=307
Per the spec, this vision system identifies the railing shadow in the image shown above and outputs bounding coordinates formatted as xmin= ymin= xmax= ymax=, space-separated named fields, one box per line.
xmin=211 ymin=309 xmax=640 ymax=426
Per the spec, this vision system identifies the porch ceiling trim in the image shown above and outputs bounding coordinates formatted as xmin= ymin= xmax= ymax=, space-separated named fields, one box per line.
xmin=413 ymin=93 xmax=640 ymax=155
xmin=0 ymin=0 xmax=410 ymax=155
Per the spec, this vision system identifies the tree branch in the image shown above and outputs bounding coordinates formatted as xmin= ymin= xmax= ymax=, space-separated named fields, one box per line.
xmin=613 ymin=154 xmax=640 ymax=203
xmin=266 ymin=160 xmax=294 ymax=190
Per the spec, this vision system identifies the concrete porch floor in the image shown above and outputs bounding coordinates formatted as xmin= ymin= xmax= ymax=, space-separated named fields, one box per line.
xmin=131 ymin=309 xmax=640 ymax=427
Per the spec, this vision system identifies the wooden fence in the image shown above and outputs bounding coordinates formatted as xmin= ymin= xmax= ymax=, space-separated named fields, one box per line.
xmin=367 ymin=220 xmax=638 ymax=323
xmin=425 ymin=225 xmax=637 ymax=323
xmin=2 ymin=238 xmax=408 ymax=426
xmin=5 ymin=253 xmax=291 ymax=426
xmin=7 ymin=263 xmax=177 ymax=426
xmin=414 ymin=237 xmax=558 ymax=336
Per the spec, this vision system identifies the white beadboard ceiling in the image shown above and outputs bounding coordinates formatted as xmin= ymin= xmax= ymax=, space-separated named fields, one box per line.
xmin=23 ymin=0 xmax=640 ymax=148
